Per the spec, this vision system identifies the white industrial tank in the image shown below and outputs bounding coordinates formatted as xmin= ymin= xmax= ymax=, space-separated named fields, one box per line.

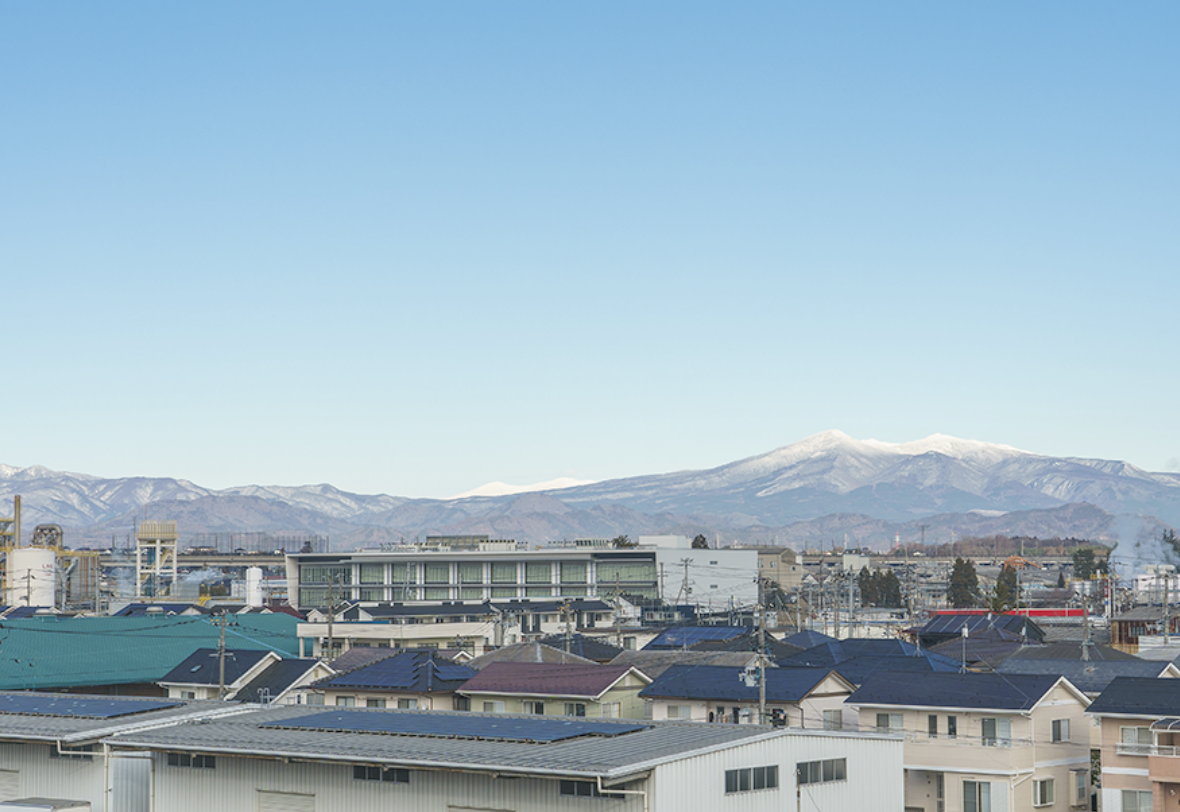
xmin=246 ymin=566 xmax=264 ymax=608
xmin=6 ymin=547 xmax=57 ymax=608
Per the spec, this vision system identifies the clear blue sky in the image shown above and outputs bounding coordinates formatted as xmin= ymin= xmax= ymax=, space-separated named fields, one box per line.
xmin=3 ymin=3 xmax=1177 ymax=497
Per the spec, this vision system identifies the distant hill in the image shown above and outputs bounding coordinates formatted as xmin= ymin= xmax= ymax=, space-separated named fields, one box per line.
xmin=2 ymin=431 xmax=1177 ymax=555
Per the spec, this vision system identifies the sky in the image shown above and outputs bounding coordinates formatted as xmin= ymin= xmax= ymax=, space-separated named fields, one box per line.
xmin=2 ymin=3 xmax=1178 ymax=498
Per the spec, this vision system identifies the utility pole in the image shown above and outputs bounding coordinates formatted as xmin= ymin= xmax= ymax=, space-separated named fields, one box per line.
xmin=217 ymin=611 xmax=227 ymax=700
xmin=757 ymin=579 xmax=767 ymax=725
xmin=325 ymin=575 xmax=337 ymax=661
xmin=562 ymin=599 xmax=573 ymax=652
xmin=613 ymin=574 xmax=622 ymax=648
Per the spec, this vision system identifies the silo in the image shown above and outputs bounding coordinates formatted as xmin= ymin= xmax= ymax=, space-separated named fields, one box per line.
xmin=6 ymin=547 xmax=57 ymax=608
xmin=246 ymin=566 xmax=264 ymax=608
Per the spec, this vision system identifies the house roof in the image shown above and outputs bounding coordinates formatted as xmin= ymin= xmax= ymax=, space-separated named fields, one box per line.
xmin=317 ymin=651 xmax=476 ymax=693
xmin=160 ymin=648 xmax=273 ymax=686
xmin=105 ymin=704 xmax=843 ymax=781
xmin=1113 ymin=608 xmax=1171 ymax=622
xmin=1004 ymin=642 xmax=1138 ymax=662
xmin=640 ymin=665 xmax=851 ymax=704
xmin=0 ymin=691 xmax=240 ymax=745
xmin=849 ymin=671 xmax=1074 ymax=711
xmin=920 ymin=613 xmax=1044 ymax=641
xmin=927 ymin=627 xmax=1030 ymax=668
xmin=342 ymin=602 xmax=494 ymax=620
xmin=610 ymin=650 xmax=758 ymax=680
xmin=232 ymin=658 xmax=325 ymax=704
xmin=1087 ymin=677 xmax=1180 ymax=716
xmin=0 ymin=614 xmax=300 ymax=690
xmin=996 ymin=658 xmax=1177 ymax=695
xmin=536 ymin=634 xmax=624 ymax=663
xmin=777 ymin=639 xmax=961 ymax=670
xmin=329 ymin=647 xmax=402 ymax=673
xmin=782 ymin=630 xmax=838 ymax=648
xmin=689 ymin=633 xmax=803 ymax=660
xmin=459 ymin=662 xmax=644 ymax=699
xmin=468 ymin=642 xmax=597 ymax=670
xmin=642 ymin=626 xmax=750 ymax=650
xmin=112 ymin=603 xmax=206 ymax=617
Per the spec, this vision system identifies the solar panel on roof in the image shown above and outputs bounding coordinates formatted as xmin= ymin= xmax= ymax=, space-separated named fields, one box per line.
xmin=433 ymin=665 xmax=475 ymax=681
xmin=0 ymin=695 xmax=182 ymax=719
xmin=262 ymin=711 xmax=649 ymax=743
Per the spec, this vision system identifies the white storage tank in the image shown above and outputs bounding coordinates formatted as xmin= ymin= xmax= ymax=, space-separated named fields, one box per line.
xmin=5 ymin=547 xmax=57 ymax=608
xmin=246 ymin=566 xmax=264 ymax=608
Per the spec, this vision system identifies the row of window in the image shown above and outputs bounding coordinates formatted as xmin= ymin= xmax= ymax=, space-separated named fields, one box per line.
xmin=166 ymin=753 xmax=216 ymax=769
xmin=725 ymin=765 xmax=780 ymax=794
xmin=955 ymin=773 xmax=1086 ymax=812
xmin=354 ymin=766 xmax=409 ymax=783
xmin=797 ymin=758 xmax=846 ymax=786
xmin=879 ymin=713 xmax=1072 ymax=745
xmin=301 ymin=561 xmax=657 ymax=586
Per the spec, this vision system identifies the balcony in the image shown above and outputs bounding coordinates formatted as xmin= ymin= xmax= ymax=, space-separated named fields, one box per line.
xmin=1118 ymin=743 xmax=1180 ymax=757
xmin=903 ymin=732 xmax=1033 ymax=748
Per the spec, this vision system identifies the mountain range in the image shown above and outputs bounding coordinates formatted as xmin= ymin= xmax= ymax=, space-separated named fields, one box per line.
xmin=2 ymin=431 xmax=1177 ymax=557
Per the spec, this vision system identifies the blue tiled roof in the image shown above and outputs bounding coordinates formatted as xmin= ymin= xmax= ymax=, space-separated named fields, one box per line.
xmin=160 ymin=648 xmax=272 ymax=686
xmin=317 ymin=650 xmax=476 ymax=693
xmin=997 ymin=658 xmax=1173 ymax=695
xmin=1087 ymin=677 xmax=1180 ymax=716
xmin=233 ymin=658 xmax=321 ymax=703
xmin=781 ymin=630 xmax=837 ymax=648
xmin=643 ymin=627 xmax=750 ymax=650
xmin=640 ymin=665 xmax=841 ymax=703
xmin=920 ymin=613 xmax=1044 ymax=642
xmin=777 ymin=638 xmax=961 ymax=670
xmin=849 ymin=670 xmax=1062 ymax=710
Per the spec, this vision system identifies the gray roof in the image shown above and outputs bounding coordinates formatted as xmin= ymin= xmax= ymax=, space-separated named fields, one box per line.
xmin=995 ymin=658 xmax=1174 ymax=695
xmin=468 ymin=642 xmax=597 ymax=670
xmin=0 ymin=693 xmax=239 ymax=745
xmin=610 ymin=650 xmax=756 ymax=679
xmin=104 ymin=704 xmax=856 ymax=780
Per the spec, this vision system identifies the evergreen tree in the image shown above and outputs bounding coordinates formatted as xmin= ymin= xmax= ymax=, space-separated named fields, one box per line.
xmin=858 ymin=567 xmax=877 ymax=607
xmin=611 ymin=535 xmax=636 ymax=548
xmin=877 ymin=569 xmax=903 ymax=608
xmin=947 ymin=557 xmax=980 ymax=608
xmin=1056 ymin=571 xmax=1066 ymax=589
xmin=1072 ymin=548 xmax=1096 ymax=580
xmin=991 ymin=564 xmax=1020 ymax=611
xmin=691 ymin=534 xmax=709 ymax=549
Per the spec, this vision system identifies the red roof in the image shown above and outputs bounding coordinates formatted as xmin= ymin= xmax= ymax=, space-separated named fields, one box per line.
xmin=458 ymin=662 xmax=641 ymax=699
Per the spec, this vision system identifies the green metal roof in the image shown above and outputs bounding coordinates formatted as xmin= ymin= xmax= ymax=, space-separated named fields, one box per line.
xmin=0 ymin=614 xmax=300 ymax=690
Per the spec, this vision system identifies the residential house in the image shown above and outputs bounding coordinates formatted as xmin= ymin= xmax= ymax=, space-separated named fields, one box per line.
xmin=611 ymin=649 xmax=760 ymax=680
xmin=848 ymin=671 xmax=1092 ymax=812
xmin=777 ymin=638 xmax=961 ymax=685
xmin=231 ymin=657 xmax=333 ymax=705
xmin=640 ymin=665 xmax=857 ymax=728
xmin=309 ymin=650 xmax=476 ymax=710
xmin=1111 ymin=608 xmax=1180 ymax=652
xmin=159 ymin=649 xmax=279 ymax=700
xmin=1086 ymin=676 xmax=1180 ymax=812
xmin=917 ymin=613 xmax=1045 ymax=649
xmin=457 ymin=662 xmax=651 ymax=718
xmin=104 ymin=704 xmax=904 ymax=812
xmin=467 ymin=641 xmax=598 ymax=670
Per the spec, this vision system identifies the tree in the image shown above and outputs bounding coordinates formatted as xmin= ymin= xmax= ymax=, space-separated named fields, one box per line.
xmin=611 ymin=535 xmax=636 ymax=548
xmin=876 ymin=569 xmax=903 ymax=608
xmin=1056 ymin=571 xmax=1067 ymax=589
xmin=947 ymin=557 xmax=980 ymax=608
xmin=691 ymin=534 xmax=709 ymax=549
xmin=1164 ymin=529 xmax=1180 ymax=558
xmin=1072 ymin=548 xmax=1096 ymax=580
xmin=858 ymin=567 xmax=878 ymax=607
xmin=990 ymin=564 xmax=1020 ymax=612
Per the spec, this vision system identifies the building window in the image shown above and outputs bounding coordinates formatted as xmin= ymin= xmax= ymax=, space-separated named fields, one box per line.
xmin=876 ymin=712 xmax=903 ymax=733
xmin=1120 ymin=726 xmax=1153 ymax=754
xmin=336 ymin=696 xmax=356 ymax=707
xmin=397 ymin=698 xmax=417 ymax=709
xmin=424 ymin=562 xmax=450 ymax=584
xmin=1051 ymin=719 xmax=1070 ymax=743
xmin=666 ymin=705 xmax=685 ymax=720
xmin=947 ymin=715 xmax=957 ymax=739
xmin=180 ymin=691 xmax=196 ymax=700
xmin=601 ymin=702 xmax=620 ymax=718
xmin=424 ymin=587 xmax=450 ymax=600
xmin=796 ymin=759 xmax=845 ymax=786
xmin=359 ymin=563 xmax=384 ymax=584
xmin=565 ymin=703 xmax=586 ymax=717
xmin=49 ymin=744 xmax=94 ymax=761
xmin=524 ymin=701 xmax=545 ymax=715
xmin=453 ymin=696 xmax=471 ymax=711
xmin=823 ymin=709 xmax=842 ymax=730
xmin=367 ymin=699 xmax=386 ymax=709
xmin=167 ymin=753 xmax=215 ymax=769
xmin=726 ymin=765 xmax=780 ymax=793
xmin=300 ymin=564 xmax=351 ymax=585
xmin=353 ymin=766 xmax=409 ymax=783
xmin=1033 ymin=778 xmax=1054 ymax=807
xmin=963 ymin=780 xmax=993 ymax=812
xmin=483 ymin=701 xmax=506 ymax=713
xmin=525 ymin=562 xmax=552 ymax=584
xmin=490 ymin=562 xmax=517 ymax=583
xmin=1071 ymin=769 xmax=1088 ymax=806
xmin=928 ymin=714 xmax=938 ymax=737
xmin=458 ymin=562 xmax=483 ymax=584
xmin=981 ymin=717 xmax=1011 ymax=747
xmin=560 ymin=780 xmax=621 ymax=799
xmin=390 ymin=563 xmax=417 ymax=584
xmin=560 ymin=562 xmax=588 ymax=584
xmin=935 ymin=772 xmax=945 ymax=812
xmin=1122 ymin=789 xmax=1152 ymax=812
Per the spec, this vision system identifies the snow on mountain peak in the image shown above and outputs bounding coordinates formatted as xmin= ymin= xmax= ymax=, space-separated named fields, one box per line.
xmin=451 ymin=477 xmax=597 ymax=500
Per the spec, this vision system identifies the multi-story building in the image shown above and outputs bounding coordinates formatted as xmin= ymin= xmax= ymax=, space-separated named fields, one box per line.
xmin=285 ymin=540 xmax=758 ymax=611
xmin=1087 ymin=676 xmax=1180 ymax=812
xmin=848 ymin=671 xmax=1092 ymax=812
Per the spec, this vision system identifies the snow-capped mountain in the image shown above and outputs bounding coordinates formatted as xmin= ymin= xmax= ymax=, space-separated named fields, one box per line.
xmin=2 ymin=431 xmax=1178 ymax=548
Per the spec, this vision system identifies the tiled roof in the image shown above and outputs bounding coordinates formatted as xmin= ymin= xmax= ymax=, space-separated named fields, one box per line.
xmin=468 ymin=642 xmax=597 ymax=670
xmin=459 ymin=662 xmax=641 ymax=699
xmin=113 ymin=603 xmax=205 ymax=617
xmin=233 ymin=658 xmax=324 ymax=703
xmin=643 ymin=626 xmax=750 ymax=650
xmin=319 ymin=651 xmax=475 ymax=693
xmin=329 ymin=647 xmax=402 ymax=672
xmin=782 ymin=630 xmax=838 ymax=648
xmin=849 ymin=671 xmax=1064 ymax=711
xmin=996 ymin=658 xmax=1175 ymax=695
xmin=690 ymin=633 xmax=802 ymax=660
xmin=1087 ymin=677 xmax=1180 ymax=716
xmin=920 ymin=613 xmax=1044 ymax=642
xmin=0 ymin=692 xmax=239 ymax=744
xmin=1005 ymin=642 xmax=1137 ymax=662
xmin=640 ymin=665 xmax=847 ymax=703
xmin=610 ymin=650 xmax=757 ymax=680
xmin=536 ymin=634 xmax=624 ymax=662
xmin=777 ymin=639 xmax=961 ymax=670
xmin=160 ymin=648 xmax=272 ymax=686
